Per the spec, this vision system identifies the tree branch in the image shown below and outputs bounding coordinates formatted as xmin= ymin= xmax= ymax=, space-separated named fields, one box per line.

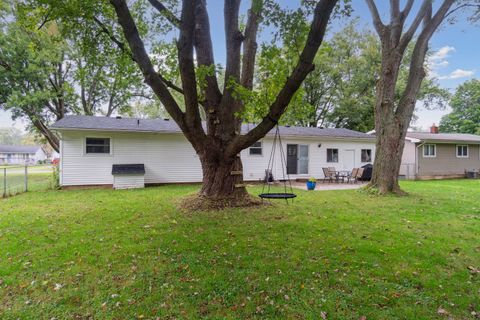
xmin=365 ymin=0 xmax=386 ymax=36
xmin=227 ymin=0 xmax=339 ymax=156
xmin=398 ymin=0 xmax=431 ymax=52
xmin=193 ymin=0 xmax=222 ymax=108
xmin=147 ymin=0 xmax=181 ymax=27
xmin=177 ymin=0 xmax=204 ymax=136
xmin=396 ymin=0 xmax=455 ymax=121
xmin=109 ymin=0 xmax=187 ymax=131
xmin=241 ymin=1 xmax=262 ymax=90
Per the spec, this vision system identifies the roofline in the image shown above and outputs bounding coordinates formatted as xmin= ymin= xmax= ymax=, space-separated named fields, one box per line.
xmin=412 ymin=139 xmax=480 ymax=144
xmin=52 ymin=127 xmax=375 ymax=141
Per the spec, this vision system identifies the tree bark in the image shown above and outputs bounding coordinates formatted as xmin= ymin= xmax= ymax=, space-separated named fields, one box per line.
xmin=199 ymin=153 xmax=247 ymax=200
xmin=110 ymin=0 xmax=338 ymax=206
xmin=366 ymin=0 xmax=455 ymax=194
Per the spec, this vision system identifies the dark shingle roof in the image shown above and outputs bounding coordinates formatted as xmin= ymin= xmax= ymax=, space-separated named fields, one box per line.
xmin=406 ymin=132 xmax=480 ymax=143
xmin=51 ymin=115 xmax=374 ymax=140
xmin=112 ymin=164 xmax=145 ymax=175
xmin=0 ymin=145 xmax=41 ymax=153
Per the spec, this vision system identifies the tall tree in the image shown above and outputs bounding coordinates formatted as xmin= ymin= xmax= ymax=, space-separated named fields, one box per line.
xmin=106 ymin=0 xmax=341 ymax=206
xmin=29 ymin=0 xmax=344 ymax=205
xmin=244 ymin=19 xmax=448 ymax=133
xmin=365 ymin=0 xmax=478 ymax=194
xmin=0 ymin=22 xmax=73 ymax=151
xmin=440 ymin=79 xmax=480 ymax=134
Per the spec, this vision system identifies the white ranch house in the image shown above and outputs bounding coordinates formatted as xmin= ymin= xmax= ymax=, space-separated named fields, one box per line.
xmin=0 ymin=145 xmax=47 ymax=165
xmin=51 ymin=116 xmax=376 ymax=188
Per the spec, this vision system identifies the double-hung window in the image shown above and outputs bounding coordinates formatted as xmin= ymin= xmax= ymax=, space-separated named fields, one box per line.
xmin=361 ymin=149 xmax=372 ymax=162
xmin=456 ymin=145 xmax=468 ymax=158
xmin=249 ymin=141 xmax=262 ymax=155
xmin=327 ymin=148 xmax=339 ymax=163
xmin=86 ymin=138 xmax=111 ymax=154
xmin=423 ymin=144 xmax=436 ymax=158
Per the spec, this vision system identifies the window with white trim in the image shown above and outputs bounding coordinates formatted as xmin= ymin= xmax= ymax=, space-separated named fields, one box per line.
xmin=327 ymin=148 xmax=339 ymax=163
xmin=456 ymin=145 xmax=468 ymax=158
xmin=423 ymin=144 xmax=436 ymax=158
xmin=85 ymin=138 xmax=111 ymax=154
xmin=249 ymin=141 xmax=262 ymax=155
xmin=361 ymin=149 xmax=372 ymax=162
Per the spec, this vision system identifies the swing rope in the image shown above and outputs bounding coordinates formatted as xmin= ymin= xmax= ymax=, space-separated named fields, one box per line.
xmin=259 ymin=125 xmax=297 ymax=202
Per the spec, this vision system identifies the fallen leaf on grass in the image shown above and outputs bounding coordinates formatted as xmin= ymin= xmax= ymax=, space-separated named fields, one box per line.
xmin=320 ymin=311 xmax=327 ymax=319
xmin=437 ymin=307 xmax=449 ymax=316
xmin=467 ymin=266 xmax=480 ymax=274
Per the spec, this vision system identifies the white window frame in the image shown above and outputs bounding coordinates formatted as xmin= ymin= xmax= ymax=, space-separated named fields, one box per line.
xmin=326 ymin=148 xmax=339 ymax=163
xmin=456 ymin=145 xmax=469 ymax=158
xmin=84 ymin=137 xmax=113 ymax=156
xmin=361 ymin=149 xmax=372 ymax=163
xmin=249 ymin=141 xmax=263 ymax=156
xmin=423 ymin=144 xmax=436 ymax=158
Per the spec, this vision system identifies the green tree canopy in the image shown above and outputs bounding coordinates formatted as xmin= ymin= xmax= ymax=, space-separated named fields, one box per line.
xmin=440 ymin=79 xmax=480 ymax=134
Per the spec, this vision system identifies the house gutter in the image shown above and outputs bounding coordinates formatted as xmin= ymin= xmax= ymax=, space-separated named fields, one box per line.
xmin=415 ymin=141 xmax=426 ymax=178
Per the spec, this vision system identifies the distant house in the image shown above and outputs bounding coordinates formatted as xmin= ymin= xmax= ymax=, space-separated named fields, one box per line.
xmin=400 ymin=124 xmax=480 ymax=179
xmin=0 ymin=145 xmax=47 ymax=165
xmin=51 ymin=115 xmax=376 ymax=188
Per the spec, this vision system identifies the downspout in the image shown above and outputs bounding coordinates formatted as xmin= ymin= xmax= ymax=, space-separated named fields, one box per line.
xmin=415 ymin=141 xmax=426 ymax=179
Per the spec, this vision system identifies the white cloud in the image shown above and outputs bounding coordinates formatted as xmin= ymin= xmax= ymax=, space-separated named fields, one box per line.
xmin=429 ymin=46 xmax=455 ymax=61
xmin=426 ymin=46 xmax=455 ymax=78
xmin=426 ymin=46 xmax=475 ymax=80
xmin=438 ymin=68 xmax=475 ymax=80
xmin=449 ymin=69 xmax=475 ymax=79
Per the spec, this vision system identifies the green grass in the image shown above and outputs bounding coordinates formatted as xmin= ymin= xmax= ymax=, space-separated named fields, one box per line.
xmin=1 ymin=166 xmax=54 ymax=196
xmin=0 ymin=180 xmax=479 ymax=319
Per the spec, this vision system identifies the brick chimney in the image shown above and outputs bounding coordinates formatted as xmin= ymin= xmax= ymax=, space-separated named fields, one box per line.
xmin=430 ymin=123 xmax=439 ymax=134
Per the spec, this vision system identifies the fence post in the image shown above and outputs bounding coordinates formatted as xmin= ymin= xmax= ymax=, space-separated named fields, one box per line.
xmin=3 ymin=168 xmax=6 ymax=198
xmin=25 ymin=165 xmax=28 ymax=192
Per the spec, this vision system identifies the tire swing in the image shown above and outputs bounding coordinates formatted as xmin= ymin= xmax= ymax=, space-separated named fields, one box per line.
xmin=258 ymin=124 xmax=297 ymax=203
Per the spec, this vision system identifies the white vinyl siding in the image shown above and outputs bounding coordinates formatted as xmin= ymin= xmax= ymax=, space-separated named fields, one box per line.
xmin=59 ymin=131 xmax=376 ymax=186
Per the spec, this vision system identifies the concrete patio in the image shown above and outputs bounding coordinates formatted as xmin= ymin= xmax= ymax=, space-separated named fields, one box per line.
xmin=291 ymin=181 xmax=367 ymax=191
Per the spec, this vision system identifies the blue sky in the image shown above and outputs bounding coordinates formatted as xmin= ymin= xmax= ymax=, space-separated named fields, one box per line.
xmin=1 ymin=0 xmax=478 ymax=131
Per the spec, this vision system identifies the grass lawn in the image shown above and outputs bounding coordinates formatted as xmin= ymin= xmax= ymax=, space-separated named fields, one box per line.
xmin=0 ymin=180 xmax=479 ymax=319
xmin=1 ymin=165 xmax=54 ymax=196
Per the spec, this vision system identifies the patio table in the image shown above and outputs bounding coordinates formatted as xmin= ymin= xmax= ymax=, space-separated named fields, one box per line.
xmin=335 ymin=170 xmax=351 ymax=183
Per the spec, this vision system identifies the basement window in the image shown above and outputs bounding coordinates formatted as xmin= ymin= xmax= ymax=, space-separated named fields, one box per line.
xmin=423 ymin=144 xmax=436 ymax=158
xmin=249 ymin=141 xmax=262 ymax=155
xmin=86 ymin=138 xmax=111 ymax=154
xmin=456 ymin=145 xmax=469 ymax=158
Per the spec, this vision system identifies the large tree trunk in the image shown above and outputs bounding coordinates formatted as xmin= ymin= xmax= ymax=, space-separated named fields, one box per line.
xmin=199 ymin=154 xmax=248 ymax=200
xmin=370 ymin=109 xmax=407 ymax=194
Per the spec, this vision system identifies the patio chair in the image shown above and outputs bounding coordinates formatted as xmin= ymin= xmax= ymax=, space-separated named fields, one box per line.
xmin=354 ymin=168 xmax=364 ymax=183
xmin=322 ymin=167 xmax=335 ymax=183
xmin=347 ymin=168 xmax=359 ymax=183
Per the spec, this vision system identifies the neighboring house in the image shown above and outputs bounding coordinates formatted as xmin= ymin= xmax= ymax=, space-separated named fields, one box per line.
xmin=51 ymin=115 xmax=376 ymax=188
xmin=0 ymin=145 xmax=47 ymax=165
xmin=400 ymin=124 xmax=480 ymax=179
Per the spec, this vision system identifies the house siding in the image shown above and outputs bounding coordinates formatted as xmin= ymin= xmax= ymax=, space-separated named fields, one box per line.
xmin=59 ymin=130 xmax=376 ymax=186
xmin=113 ymin=175 xmax=145 ymax=189
xmin=399 ymin=140 xmax=417 ymax=179
xmin=417 ymin=143 xmax=480 ymax=177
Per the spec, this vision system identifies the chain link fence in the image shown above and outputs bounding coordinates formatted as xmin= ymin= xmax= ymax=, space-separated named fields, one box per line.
xmin=1 ymin=165 xmax=55 ymax=198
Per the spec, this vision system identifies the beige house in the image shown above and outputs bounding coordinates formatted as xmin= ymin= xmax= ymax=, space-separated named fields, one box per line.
xmin=400 ymin=125 xmax=480 ymax=179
